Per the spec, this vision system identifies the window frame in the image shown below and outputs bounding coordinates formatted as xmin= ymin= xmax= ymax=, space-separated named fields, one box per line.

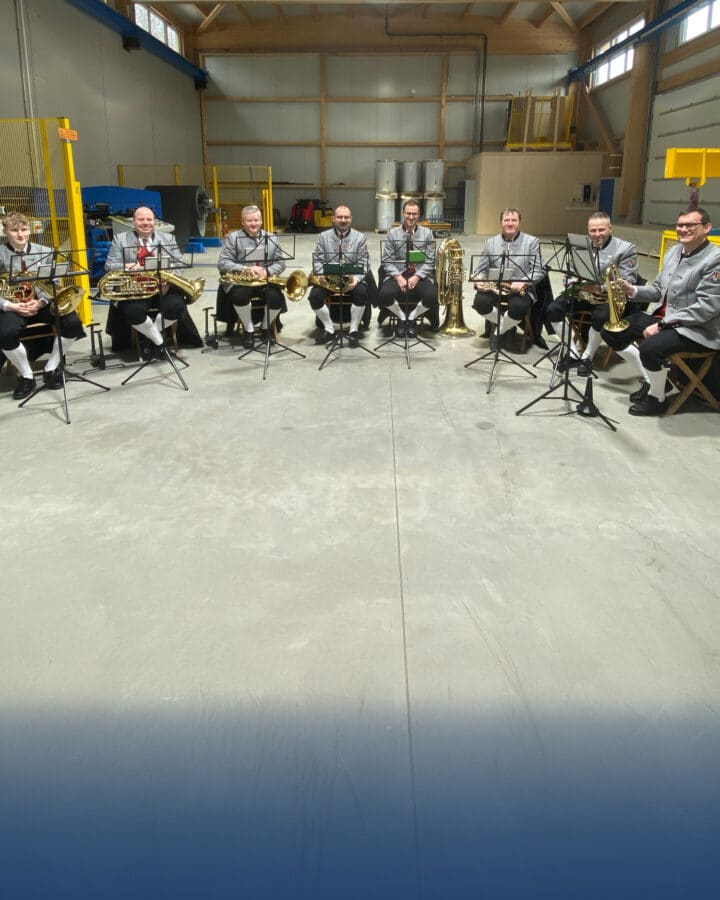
xmin=590 ymin=17 xmax=645 ymax=89
xmin=132 ymin=3 xmax=183 ymax=55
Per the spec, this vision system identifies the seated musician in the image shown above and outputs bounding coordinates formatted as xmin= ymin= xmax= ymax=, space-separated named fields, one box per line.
xmin=103 ymin=206 xmax=188 ymax=358
xmin=471 ymin=208 xmax=544 ymax=351
xmin=217 ymin=204 xmax=286 ymax=349
xmin=378 ymin=199 xmax=438 ymax=338
xmin=544 ymin=212 xmax=639 ymax=374
xmin=0 ymin=212 xmax=84 ymax=400
xmin=602 ymin=207 xmax=720 ymax=416
xmin=308 ymin=205 xmax=370 ymax=347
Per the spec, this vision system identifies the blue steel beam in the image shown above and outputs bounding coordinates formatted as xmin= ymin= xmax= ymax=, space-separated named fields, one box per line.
xmin=65 ymin=0 xmax=208 ymax=87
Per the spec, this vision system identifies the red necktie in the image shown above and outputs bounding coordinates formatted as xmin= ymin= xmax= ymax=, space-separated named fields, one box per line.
xmin=137 ymin=241 xmax=154 ymax=266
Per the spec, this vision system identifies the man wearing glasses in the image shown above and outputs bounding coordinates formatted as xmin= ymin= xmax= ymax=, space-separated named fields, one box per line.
xmin=603 ymin=207 xmax=720 ymax=416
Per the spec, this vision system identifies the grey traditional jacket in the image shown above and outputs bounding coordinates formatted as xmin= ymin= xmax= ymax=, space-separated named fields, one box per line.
xmin=471 ymin=232 xmax=544 ymax=295
xmin=312 ymin=228 xmax=369 ymax=279
xmin=381 ymin=224 xmax=435 ymax=282
xmin=104 ymin=230 xmax=183 ymax=272
xmin=593 ymin=235 xmax=638 ymax=283
xmin=0 ymin=241 xmax=54 ymax=310
xmin=637 ymin=240 xmax=720 ymax=349
xmin=217 ymin=228 xmax=286 ymax=295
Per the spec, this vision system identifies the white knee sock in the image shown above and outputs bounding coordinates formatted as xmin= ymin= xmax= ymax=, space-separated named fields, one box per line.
xmin=133 ymin=316 xmax=163 ymax=346
xmin=483 ymin=309 xmax=498 ymax=326
xmin=498 ymin=313 xmax=515 ymax=335
xmin=618 ymin=343 xmax=648 ymax=382
xmin=583 ymin=328 xmax=603 ymax=360
xmin=233 ymin=304 xmax=254 ymax=332
xmin=409 ymin=302 xmax=427 ymax=321
xmin=647 ymin=368 xmax=667 ymax=401
xmin=387 ymin=301 xmax=405 ymax=320
xmin=350 ymin=305 xmax=364 ymax=331
xmin=45 ymin=336 xmax=75 ymax=371
xmin=315 ymin=305 xmax=333 ymax=332
xmin=154 ymin=312 xmax=177 ymax=333
xmin=3 ymin=344 xmax=33 ymax=379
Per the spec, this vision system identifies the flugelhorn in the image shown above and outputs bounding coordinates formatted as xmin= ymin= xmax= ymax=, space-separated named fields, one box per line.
xmin=219 ymin=269 xmax=308 ymax=301
xmin=307 ymin=273 xmax=355 ymax=295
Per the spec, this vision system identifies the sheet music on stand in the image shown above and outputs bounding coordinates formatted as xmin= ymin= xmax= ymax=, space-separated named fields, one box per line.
xmin=468 ymin=252 xmax=539 ymax=289
xmin=233 ymin=233 xmax=297 ymax=266
xmin=566 ymin=233 xmax=603 ymax=284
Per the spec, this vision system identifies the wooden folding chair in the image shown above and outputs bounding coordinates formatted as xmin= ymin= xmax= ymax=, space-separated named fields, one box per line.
xmin=666 ymin=350 xmax=720 ymax=416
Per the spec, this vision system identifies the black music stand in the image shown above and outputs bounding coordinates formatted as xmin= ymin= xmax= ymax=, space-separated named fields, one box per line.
xmin=317 ymin=257 xmax=379 ymax=371
xmin=234 ymin=233 xmax=306 ymax=381
xmin=465 ymin=252 xmax=538 ymax=393
xmin=374 ymin=238 xmax=437 ymax=369
xmin=119 ymin=244 xmax=190 ymax=391
xmin=13 ymin=250 xmax=110 ymax=424
xmin=516 ymin=238 xmax=617 ymax=431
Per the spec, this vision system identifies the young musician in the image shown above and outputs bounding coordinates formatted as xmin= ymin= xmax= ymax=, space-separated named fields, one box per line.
xmin=0 ymin=212 xmax=84 ymax=400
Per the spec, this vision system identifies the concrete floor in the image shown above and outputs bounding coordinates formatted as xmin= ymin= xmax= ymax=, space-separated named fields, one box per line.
xmin=1 ymin=232 xmax=719 ymax=899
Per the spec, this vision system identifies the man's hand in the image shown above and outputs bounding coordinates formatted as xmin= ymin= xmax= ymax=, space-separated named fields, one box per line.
xmin=11 ymin=299 xmax=41 ymax=317
xmin=509 ymin=281 xmax=525 ymax=294
xmin=407 ymin=275 xmax=420 ymax=291
xmin=643 ymin=322 xmax=661 ymax=339
xmin=396 ymin=274 xmax=409 ymax=293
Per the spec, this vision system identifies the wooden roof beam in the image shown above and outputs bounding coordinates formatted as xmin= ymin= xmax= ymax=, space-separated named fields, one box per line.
xmin=196 ymin=3 xmax=224 ymax=34
xmin=499 ymin=3 xmax=519 ymax=25
xmin=550 ymin=2 xmax=580 ymax=32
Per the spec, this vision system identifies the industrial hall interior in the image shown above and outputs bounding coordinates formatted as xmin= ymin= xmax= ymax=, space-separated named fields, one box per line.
xmin=2 ymin=1 xmax=720 ymax=898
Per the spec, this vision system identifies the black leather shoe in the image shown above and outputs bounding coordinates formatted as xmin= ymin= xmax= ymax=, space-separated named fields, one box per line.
xmin=348 ymin=331 xmax=360 ymax=347
xmin=394 ymin=320 xmax=407 ymax=338
xmin=242 ymin=332 xmax=255 ymax=350
xmin=315 ymin=329 xmax=334 ymax=345
xmin=406 ymin=320 xmax=418 ymax=338
xmin=534 ymin=336 xmax=549 ymax=350
xmin=42 ymin=369 xmax=63 ymax=390
xmin=629 ymin=394 xmax=667 ymax=416
xmin=557 ymin=354 xmax=579 ymax=373
xmin=629 ymin=381 xmax=650 ymax=403
xmin=13 ymin=376 xmax=37 ymax=400
xmin=577 ymin=357 xmax=594 ymax=377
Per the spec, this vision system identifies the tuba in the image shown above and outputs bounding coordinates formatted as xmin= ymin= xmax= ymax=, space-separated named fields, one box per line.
xmin=437 ymin=238 xmax=474 ymax=337
xmin=604 ymin=264 xmax=629 ymax=332
xmin=219 ymin=269 xmax=308 ymax=301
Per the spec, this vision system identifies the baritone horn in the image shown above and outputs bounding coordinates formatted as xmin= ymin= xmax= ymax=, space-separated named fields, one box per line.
xmin=219 ymin=269 xmax=308 ymax=301
xmin=437 ymin=238 xmax=473 ymax=337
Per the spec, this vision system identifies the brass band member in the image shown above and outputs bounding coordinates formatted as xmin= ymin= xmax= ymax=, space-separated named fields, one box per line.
xmin=308 ymin=205 xmax=370 ymax=347
xmin=603 ymin=207 xmax=720 ymax=416
xmin=471 ymin=208 xmax=544 ymax=351
xmin=544 ymin=211 xmax=639 ymax=374
xmin=104 ymin=206 xmax=186 ymax=358
xmin=378 ymin=199 xmax=438 ymax=338
xmin=217 ymin=205 xmax=286 ymax=349
xmin=0 ymin=212 xmax=84 ymax=400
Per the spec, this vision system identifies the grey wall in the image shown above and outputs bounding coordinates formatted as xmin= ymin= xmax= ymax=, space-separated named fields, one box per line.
xmin=0 ymin=0 xmax=203 ymax=186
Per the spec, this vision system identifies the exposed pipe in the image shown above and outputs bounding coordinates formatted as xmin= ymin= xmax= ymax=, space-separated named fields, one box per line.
xmin=15 ymin=0 xmax=36 ymax=119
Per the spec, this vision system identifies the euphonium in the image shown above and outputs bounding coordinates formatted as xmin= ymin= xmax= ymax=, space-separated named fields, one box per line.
xmin=437 ymin=238 xmax=473 ymax=337
xmin=97 ymin=271 xmax=160 ymax=301
xmin=219 ymin=269 xmax=308 ymax=301
xmin=603 ymin=264 xmax=629 ymax=332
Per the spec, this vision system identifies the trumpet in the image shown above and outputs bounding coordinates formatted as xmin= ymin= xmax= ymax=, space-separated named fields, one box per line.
xmin=472 ymin=280 xmax=527 ymax=296
xmin=219 ymin=269 xmax=308 ymax=301
xmin=307 ymin=273 xmax=356 ymax=295
xmin=97 ymin=270 xmax=205 ymax=304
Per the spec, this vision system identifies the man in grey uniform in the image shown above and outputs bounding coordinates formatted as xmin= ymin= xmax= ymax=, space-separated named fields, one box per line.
xmin=471 ymin=208 xmax=544 ymax=351
xmin=378 ymin=199 xmax=438 ymax=338
xmin=603 ymin=207 xmax=720 ymax=416
xmin=308 ymin=205 xmax=370 ymax=347
xmin=217 ymin=205 xmax=286 ymax=349
xmin=545 ymin=211 xmax=639 ymax=375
